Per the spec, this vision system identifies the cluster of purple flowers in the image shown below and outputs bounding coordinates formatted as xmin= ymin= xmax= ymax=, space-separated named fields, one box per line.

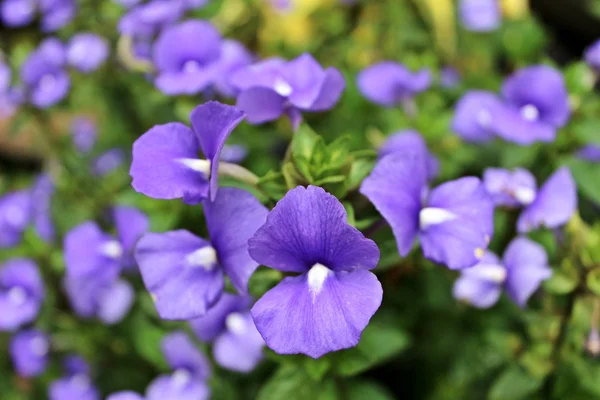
xmin=0 ymin=0 xmax=75 ymax=32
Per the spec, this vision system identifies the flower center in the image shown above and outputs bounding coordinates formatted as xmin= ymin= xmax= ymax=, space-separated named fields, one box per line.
xmin=513 ymin=186 xmax=536 ymax=205
xmin=307 ymin=263 xmax=331 ymax=295
xmin=7 ymin=286 xmax=27 ymax=306
xmin=177 ymin=158 xmax=211 ymax=178
xmin=476 ymin=108 xmax=492 ymax=128
xmin=226 ymin=312 xmax=246 ymax=335
xmin=186 ymin=246 xmax=217 ymax=270
xmin=101 ymin=240 xmax=123 ymax=259
xmin=471 ymin=264 xmax=507 ymax=284
xmin=520 ymin=104 xmax=539 ymax=122
xmin=171 ymin=369 xmax=191 ymax=388
xmin=30 ymin=336 xmax=49 ymax=357
xmin=419 ymin=207 xmax=457 ymax=230
xmin=273 ymin=78 xmax=293 ymax=96
xmin=182 ymin=60 xmax=202 ymax=74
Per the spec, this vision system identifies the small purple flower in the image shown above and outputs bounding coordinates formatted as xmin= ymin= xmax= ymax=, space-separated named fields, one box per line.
xmin=378 ymin=130 xmax=439 ymax=180
xmin=361 ymin=154 xmax=494 ymax=269
xmin=71 ymin=117 xmax=97 ymax=153
xmin=66 ymin=33 xmax=109 ymax=73
xmin=458 ymin=0 xmax=501 ymax=32
xmin=357 ymin=62 xmax=430 ymax=107
xmin=576 ymin=144 xmax=600 ymax=162
xmin=65 ymin=277 xmax=135 ymax=324
xmin=219 ymin=144 xmax=248 ymax=164
xmin=483 ymin=167 xmax=577 ymax=232
xmin=248 ymin=185 xmax=382 ymax=358
xmin=130 ymin=101 xmax=245 ymax=204
xmin=39 ymin=0 xmax=76 ymax=32
xmin=440 ymin=67 xmax=461 ymax=88
xmin=213 ymin=40 xmax=253 ymax=98
xmin=49 ymin=375 xmax=100 ymax=400
xmin=584 ymin=39 xmax=600 ymax=71
xmin=10 ymin=329 xmax=50 ymax=377
xmin=0 ymin=190 xmax=32 ymax=248
xmin=152 ymin=20 xmax=222 ymax=95
xmin=107 ymin=392 xmax=144 ymax=400
xmin=191 ymin=294 xmax=264 ymax=372
xmin=135 ymin=187 xmax=267 ymax=320
xmin=92 ymin=148 xmax=125 ymax=176
xmin=453 ymin=237 xmax=552 ymax=308
xmin=231 ymin=54 xmax=345 ymax=129
xmin=0 ymin=259 xmax=44 ymax=331
xmin=146 ymin=374 xmax=209 ymax=400
xmin=0 ymin=0 xmax=35 ymax=27
xmin=21 ymin=38 xmax=69 ymax=108
xmin=63 ymin=355 xmax=90 ymax=377
xmin=31 ymin=174 xmax=55 ymax=242
xmin=451 ymin=90 xmax=501 ymax=142
xmin=119 ymin=0 xmax=183 ymax=38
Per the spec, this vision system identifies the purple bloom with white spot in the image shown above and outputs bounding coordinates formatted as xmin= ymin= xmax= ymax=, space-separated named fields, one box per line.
xmin=483 ymin=167 xmax=577 ymax=232
xmin=458 ymin=0 xmax=501 ymax=32
xmin=134 ymin=187 xmax=267 ymax=320
xmin=453 ymin=237 xmax=552 ymax=308
xmin=231 ymin=54 xmax=345 ymax=129
xmin=21 ymin=38 xmax=69 ymax=108
xmin=378 ymin=130 xmax=439 ymax=180
xmin=361 ymin=153 xmax=494 ymax=269
xmin=248 ymin=185 xmax=382 ymax=358
xmin=10 ymin=329 xmax=50 ymax=377
xmin=357 ymin=62 xmax=430 ymax=107
xmin=130 ymin=101 xmax=245 ymax=204
xmin=576 ymin=144 xmax=600 ymax=162
xmin=0 ymin=190 xmax=32 ymax=248
xmin=584 ymin=39 xmax=600 ymax=71
xmin=0 ymin=259 xmax=44 ymax=331
xmin=1 ymin=0 xmax=36 ymax=27
xmin=39 ymin=0 xmax=76 ymax=32
xmin=71 ymin=117 xmax=97 ymax=153
xmin=152 ymin=20 xmax=222 ymax=95
xmin=191 ymin=294 xmax=264 ymax=372
xmin=67 ymin=33 xmax=109 ymax=73
xmin=49 ymin=375 xmax=100 ymax=400
xmin=451 ymin=90 xmax=501 ymax=142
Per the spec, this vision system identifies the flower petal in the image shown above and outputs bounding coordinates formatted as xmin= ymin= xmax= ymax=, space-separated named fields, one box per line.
xmin=451 ymin=90 xmax=500 ymax=142
xmin=213 ymin=313 xmax=264 ymax=372
xmin=309 ymin=67 xmax=345 ymax=111
xmin=97 ymin=279 xmax=135 ymax=324
xmin=113 ymin=206 xmax=149 ymax=269
xmin=236 ymin=87 xmax=286 ymax=124
xmin=378 ymin=130 xmax=439 ymax=180
xmin=190 ymin=293 xmax=251 ymax=342
xmin=161 ymin=331 xmax=211 ymax=380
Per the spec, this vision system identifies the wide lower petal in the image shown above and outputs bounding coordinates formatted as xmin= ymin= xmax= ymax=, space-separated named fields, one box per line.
xmin=213 ymin=313 xmax=264 ymax=372
xmin=251 ymin=269 xmax=382 ymax=358
xmin=453 ymin=276 xmax=502 ymax=308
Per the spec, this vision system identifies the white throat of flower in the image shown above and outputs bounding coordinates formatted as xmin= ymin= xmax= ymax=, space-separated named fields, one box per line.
xmin=101 ymin=240 xmax=124 ymax=260
xmin=186 ymin=246 xmax=217 ymax=270
xmin=226 ymin=312 xmax=247 ymax=336
xmin=7 ymin=286 xmax=27 ymax=306
xmin=476 ymin=108 xmax=492 ymax=128
xmin=273 ymin=78 xmax=293 ymax=96
xmin=471 ymin=264 xmax=507 ymax=284
xmin=182 ymin=60 xmax=202 ymax=74
xmin=30 ymin=336 xmax=49 ymax=357
xmin=172 ymin=369 xmax=191 ymax=388
xmin=513 ymin=186 xmax=536 ymax=205
xmin=177 ymin=158 xmax=211 ymax=178
xmin=419 ymin=207 xmax=458 ymax=230
xmin=520 ymin=104 xmax=540 ymax=122
xmin=307 ymin=263 xmax=332 ymax=297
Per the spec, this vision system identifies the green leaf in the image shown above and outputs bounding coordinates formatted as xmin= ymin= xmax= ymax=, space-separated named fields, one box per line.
xmin=564 ymin=62 xmax=596 ymax=95
xmin=346 ymin=159 xmax=374 ymax=191
xmin=562 ymin=156 xmax=600 ymax=204
xmin=304 ymin=357 xmax=331 ymax=381
xmin=346 ymin=380 xmax=395 ymax=400
xmin=131 ymin=312 xmax=168 ymax=369
xmin=293 ymin=124 xmax=320 ymax=161
xmin=587 ymin=268 xmax=600 ymax=296
xmin=257 ymin=364 xmax=337 ymax=400
xmin=543 ymin=259 xmax=579 ymax=295
xmin=488 ymin=365 xmax=543 ymax=400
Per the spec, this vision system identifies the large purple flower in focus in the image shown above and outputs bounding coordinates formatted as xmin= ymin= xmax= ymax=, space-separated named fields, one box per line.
xmin=191 ymin=294 xmax=264 ymax=372
xmin=484 ymin=167 xmax=577 ymax=233
xmin=130 ymin=101 xmax=245 ymax=204
xmin=454 ymin=237 xmax=552 ymax=308
xmin=248 ymin=185 xmax=382 ymax=358
xmin=231 ymin=54 xmax=345 ymax=129
xmin=357 ymin=62 xmax=430 ymax=108
xmin=361 ymin=153 xmax=495 ymax=269
xmin=10 ymin=329 xmax=50 ymax=377
xmin=0 ymin=259 xmax=44 ymax=331
xmin=458 ymin=0 xmax=501 ymax=32
xmin=135 ymin=187 xmax=267 ymax=320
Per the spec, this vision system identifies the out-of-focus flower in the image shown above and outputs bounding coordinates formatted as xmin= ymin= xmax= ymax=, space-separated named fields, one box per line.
xmin=92 ymin=148 xmax=126 ymax=175
xmin=219 ymin=144 xmax=248 ymax=164
xmin=112 ymin=0 xmax=141 ymax=8
xmin=576 ymin=144 xmax=600 ymax=162
xmin=0 ymin=0 xmax=36 ymax=27
xmin=0 ymin=190 xmax=32 ymax=248
xmin=357 ymin=62 xmax=430 ymax=108
xmin=0 ymin=59 xmax=11 ymax=92
xmin=71 ymin=117 xmax=97 ymax=153
xmin=63 ymin=355 xmax=91 ymax=377
xmin=440 ymin=66 xmax=461 ymax=88
xmin=39 ymin=0 xmax=76 ymax=32
xmin=361 ymin=153 xmax=494 ymax=269
xmin=451 ymin=90 xmax=500 ymax=142
xmin=213 ymin=40 xmax=253 ymax=98
xmin=107 ymin=392 xmax=145 ymax=400
xmin=378 ymin=130 xmax=439 ymax=181
xmin=135 ymin=187 xmax=267 ymax=320
xmin=31 ymin=174 xmax=55 ymax=242
xmin=191 ymin=294 xmax=264 ymax=372
xmin=0 ymin=61 xmax=24 ymax=117
xmin=484 ymin=167 xmax=577 ymax=233
xmin=67 ymin=33 xmax=109 ymax=73
xmin=21 ymin=38 xmax=69 ymax=108
xmin=458 ymin=0 xmax=501 ymax=32
xmin=130 ymin=101 xmax=245 ymax=204
xmin=152 ymin=20 xmax=222 ymax=95
xmin=0 ymin=259 xmax=44 ymax=331
xmin=453 ymin=237 xmax=551 ymax=308
xmin=584 ymin=39 xmax=600 ymax=71
xmin=119 ymin=0 xmax=185 ymax=42
xmin=231 ymin=53 xmax=345 ymax=129
xmin=248 ymin=185 xmax=382 ymax=358
xmin=10 ymin=329 xmax=50 ymax=377
xmin=49 ymin=355 xmax=99 ymax=400
xmin=183 ymin=0 xmax=209 ymax=10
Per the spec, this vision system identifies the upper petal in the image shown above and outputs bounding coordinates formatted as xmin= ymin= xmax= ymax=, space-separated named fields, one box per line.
xmin=378 ymin=130 xmax=439 ymax=180
xmin=190 ymin=293 xmax=251 ymax=342
xmin=161 ymin=331 xmax=211 ymax=380
xmin=357 ymin=62 xmax=406 ymax=106
xmin=113 ymin=206 xmax=149 ymax=269
xmin=213 ymin=312 xmax=264 ymax=372
xmin=309 ymin=67 xmax=345 ymax=111
xmin=235 ymin=87 xmax=286 ymax=124
xmin=451 ymin=90 xmax=500 ymax=142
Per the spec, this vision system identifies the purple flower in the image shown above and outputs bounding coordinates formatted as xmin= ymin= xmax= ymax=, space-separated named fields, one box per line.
xmin=453 ymin=237 xmax=551 ymax=308
xmin=113 ymin=206 xmax=150 ymax=270
xmin=361 ymin=154 xmax=494 ymax=269
xmin=584 ymin=39 xmax=600 ymax=71
xmin=182 ymin=0 xmax=209 ymax=10
xmin=357 ymin=62 xmax=430 ymax=107
xmin=219 ymin=144 xmax=248 ymax=164
xmin=107 ymin=392 xmax=144 ymax=400
xmin=213 ymin=40 xmax=253 ymax=98
xmin=63 ymin=355 xmax=90 ymax=377
xmin=112 ymin=0 xmax=141 ymax=7
xmin=493 ymin=65 xmax=570 ymax=145
xmin=146 ymin=374 xmax=209 ymax=400
xmin=231 ymin=54 xmax=345 ymax=128
xmin=49 ymin=375 xmax=100 ymax=400
xmin=66 ymin=33 xmax=109 ymax=73
xmin=92 ymin=148 xmax=125 ymax=175
xmin=119 ymin=0 xmax=183 ymax=38
xmin=130 ymin=101 xmax=245 ymax=204
xmin=483 ymin=167 xmax=577 ymax=232
xmin=451 ymin=90 xmax=501 ymax=142
xmin=65 ymin=277 xmax=135 ymax=324
xmin=152 ymin=20 xmax=222 ymax=95
xmin=21 ymin=38 xmax=69 ymax=108
xmin=248 ymin=185 xmax=382 ymax=358
xmin=0 ymin=0 xmax=35 ymax=27
xmin=576 ymin=144 xmax=600 ymax=162
xmin=10 ymin=329 xmax=50 ymax=377
xmin=71 ymin=117 xmax=97 ymax=153
xmin=31 ymin=174 xmax=55 ymax=242
xmin=458 ymin=0 xmax=501 ymax=32
xmin=378 ymin=130 xmax=439 ymax=180
xmin=135 ymin=187 xmax=267 ymax=320
xmin=191 ymin=294 xmax=264 ymax=372
xmin=440 ymin=67 xmax=461 ymax=88
xmin=0 ymin=86 xmax=24 ymax=118
xmin=39 ymin=0 xmax=76 ymax=32
xmin=0 ymin=259 xmax=44 ymax=331
xmin=0 ymin=190 xmax=32 ymax=247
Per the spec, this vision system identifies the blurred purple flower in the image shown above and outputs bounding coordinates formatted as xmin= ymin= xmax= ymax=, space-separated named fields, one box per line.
xmin=130 ymin=101 xmax=245 ymax=204
xmin=67 ymin=33 xmax=109 ymax=73
xmin=484 ymin=167 xmax=577 ymax=232
xmin=248 ymin=185 xmax=381 ymax=358
xmin=458 ymin=0 xmax=501 ymax=32
xmin=361 ymin=153 xmax=494 ymax=269
xmin=49 ymin=374 xmax=100 ymax=400
xmin=584 ymin=39 xmax=600 ymax=71
xmin=0 ymin=190 xmax=31 ymax=247
xmin=119 ymin=0 xmax=185 ymax=42
xmin=219 ymin=144 xmax=248 ymax=164
xmin=107 ymin=392 xmax=145 ymax=400
xmin=213 ymin=40 xmax=253 ymax=98
xmin=231 ymin=53 xmax=345 ymax=129
xmin=146 ymin=374 xmax=209 ymax=400
xmin=71 ymin=117 xmax=97 ymax=153
xmin=576 ymin=144 xmax=600 ymax=162
xmin=112 ymin=0 xmax=141 ymax=7
xmin=0 ymin=259 xmax=44 ymax=331
xmin=0 ymin=59 xmax=11 ymax=92
xmin=31 ymin=174 xmax=55 ymax=242
xmin=92 ymin=148 xmax=125 ymax=175
xmin=63 ymin=355 xmax=90 ymax=377
xmin=39 ymin=0 xmax=76 ymax=32
xmin=191 ymin=294 xmax=264 ymax=372
xmin=451 ymin=90 xmax=500 ymax=142
xmin=183 ymin=0 xmax=209 ymax=9
xmin=357 ymin=62 xmax=430 ymax=108
xmin=453 ymin=237 xmax=551 ymax=308
xmin=135 ymin=187 xmax=267 ymax=320
xmin=378 ymin=129 xmax=439 ymax=180
xmin=440 ymin=67 xmax=461 ymax=88
xmin=0 ymin=0 xmax=35 ymax=27
xmin=10 ymin=329 xmax=50 ymax=377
